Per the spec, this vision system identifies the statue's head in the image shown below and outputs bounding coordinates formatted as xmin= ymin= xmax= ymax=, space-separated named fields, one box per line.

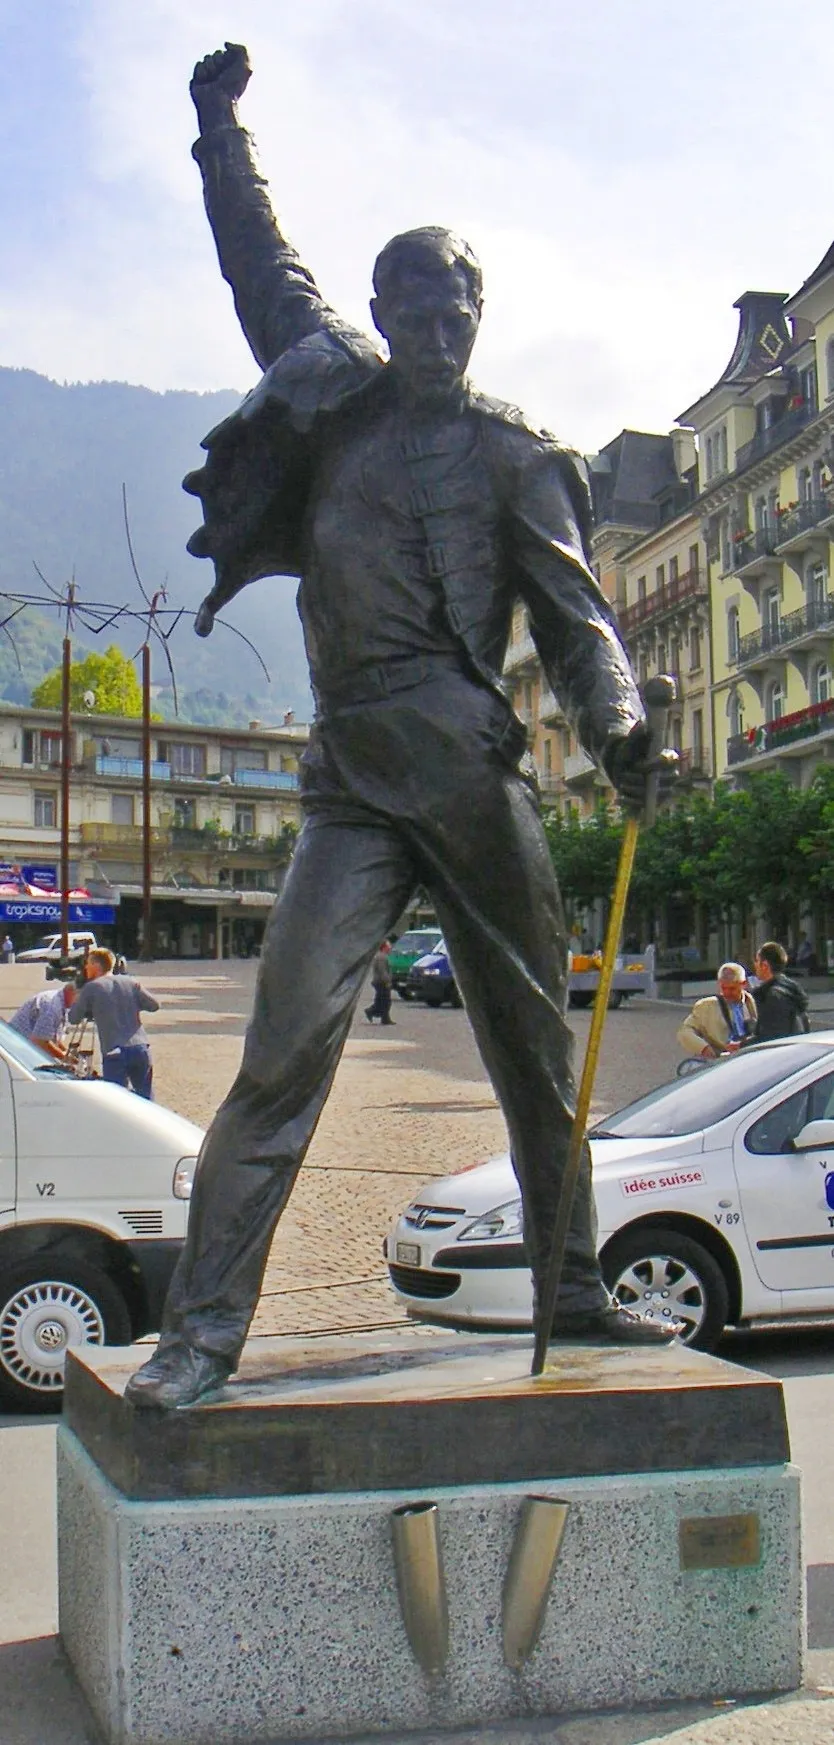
xmin=371 ymin=227 xmax=483 ymax=405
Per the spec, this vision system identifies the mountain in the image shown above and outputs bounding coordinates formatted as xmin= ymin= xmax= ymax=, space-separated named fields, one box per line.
xmin=0 ymin=367 xmax=312 ymax=722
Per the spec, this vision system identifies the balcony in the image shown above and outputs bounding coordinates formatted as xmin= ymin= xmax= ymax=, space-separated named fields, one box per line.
xmin=730 ymin=595 xmax=834 ymax=669
xmin=170 ymin=828 xmax=285 ymax=855
xmin=538 ymin=686 xmax=564 ymax=724
xmin=503 ymin=630 xmax=539 ymax=675
xmin=727 ymin=527 xmax=781 ymax=580
xmin=564 ymin=749 xmax=599 ymax=787
xmin=734 ymin=402 xmax=815 ymax=473
xmin=93 ymin=755 xmax=299 ymax=791
xmin=677 ymin=749 xmax=710 ymax=782
xmin=618 ymin=569 xmax=707 ymax=637
xmin=79 ymin=822 xmax=173 ymax=848
xmin=773 ymin=494 xmax=834 ymax=558
xmin=727 ymin=696 xmax=834 ymax=768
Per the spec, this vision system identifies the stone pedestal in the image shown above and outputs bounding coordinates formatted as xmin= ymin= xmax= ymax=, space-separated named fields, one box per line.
xmin=58 ymin=1330 xmax=803 ymax=1744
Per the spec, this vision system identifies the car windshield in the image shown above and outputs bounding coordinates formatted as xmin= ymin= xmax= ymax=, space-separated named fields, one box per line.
xmin=32 ymin=935 xmax=59 ymax=950
xmin=393 ymin=931 xmax=440 ymax=954
xmin=0 ymin=1018 xmax=76 ymax=1078
xmin=591 ymin=1041 xmax=833 ymax=1139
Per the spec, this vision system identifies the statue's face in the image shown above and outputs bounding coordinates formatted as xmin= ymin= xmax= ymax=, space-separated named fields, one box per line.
xmin=372 ymin=267 xmax=481 ymax=405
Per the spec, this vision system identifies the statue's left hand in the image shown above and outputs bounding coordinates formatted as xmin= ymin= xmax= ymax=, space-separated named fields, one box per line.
xmin=603 ymin=724 xmax=679 ymax=812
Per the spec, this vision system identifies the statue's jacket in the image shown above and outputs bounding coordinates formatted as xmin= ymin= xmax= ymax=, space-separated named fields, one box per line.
xmin=185 ymin=119 xmax=644 ymax=766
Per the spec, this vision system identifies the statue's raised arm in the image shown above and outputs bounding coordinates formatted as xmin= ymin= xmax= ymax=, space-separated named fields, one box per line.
xmin=190 ymin=42 xmax=340 ymax=369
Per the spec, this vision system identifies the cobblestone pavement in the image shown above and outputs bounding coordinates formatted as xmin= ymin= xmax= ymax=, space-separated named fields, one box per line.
xmin=1 ymin=960 xmax=695 ymax=1339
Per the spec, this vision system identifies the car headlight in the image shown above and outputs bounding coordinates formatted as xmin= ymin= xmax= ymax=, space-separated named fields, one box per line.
xmin=458 ymin=1199 xmax=523 ymax=1241
xmin=173 ymin=1157 xmax=197 ymax=1200
xmin=423 ymin=968 xmax=441 ymax=975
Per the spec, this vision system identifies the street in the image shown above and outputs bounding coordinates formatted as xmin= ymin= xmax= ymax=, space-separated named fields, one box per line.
xmin=2 ymin=963 xmax=834 ymax=1742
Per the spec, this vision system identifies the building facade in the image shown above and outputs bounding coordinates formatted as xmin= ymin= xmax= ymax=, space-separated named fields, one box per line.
xmin=0 ymin=705 xmax=308 ymax=958
xmin=676 ymin=254 xmax=834 ymax=789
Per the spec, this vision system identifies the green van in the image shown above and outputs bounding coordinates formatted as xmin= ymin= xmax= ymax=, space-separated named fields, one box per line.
xmin=387 ymin=927 xmax=443 ymax=999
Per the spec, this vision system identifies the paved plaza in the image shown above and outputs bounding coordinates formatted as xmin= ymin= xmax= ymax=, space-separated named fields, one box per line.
xmin=3 ymin=961 xmax=834 ymax=1744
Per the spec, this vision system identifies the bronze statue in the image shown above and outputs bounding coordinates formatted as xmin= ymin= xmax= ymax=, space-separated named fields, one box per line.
xmin=126 ymin=43 xmax=680 ymax=1410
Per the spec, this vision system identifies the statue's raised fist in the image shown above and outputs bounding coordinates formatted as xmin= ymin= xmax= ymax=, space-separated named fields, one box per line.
xmin=190 ymin=42 xmax=252 ymax=107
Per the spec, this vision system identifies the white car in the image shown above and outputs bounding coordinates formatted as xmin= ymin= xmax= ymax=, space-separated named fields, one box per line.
xmin=386 ymin=1036 xmax=834 ymax=1350
xmin=0 ymin=1018 xmax=201 ymax=1411
xmin=16 ymin=930 xmax=98 ymax=968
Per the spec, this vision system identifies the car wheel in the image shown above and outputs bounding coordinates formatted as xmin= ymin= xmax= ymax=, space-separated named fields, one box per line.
xmin=0 ymin=1261 xmax=132 ymax=1414
xmin=449 ymin=984 xmax=463 ymax=1009
xmin=396 ymin=987 xmax=413 ymax=1001
xmin=602 ymin=1225 xmax=729 ymax=1351
xmin=606 ymin=989 xmax=623 ymax=1010
xmin=425 ymin=994 xmax=444 ymax=1009
xmin=568 ymin=991 xmax=593 ymax=1009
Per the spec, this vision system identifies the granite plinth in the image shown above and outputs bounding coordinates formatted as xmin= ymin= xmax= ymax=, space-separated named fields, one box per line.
xmin=58 ymin=1331 xmax=802 ymax=1744
xmin=63 ymin=1328 xmax=789 ymax=1500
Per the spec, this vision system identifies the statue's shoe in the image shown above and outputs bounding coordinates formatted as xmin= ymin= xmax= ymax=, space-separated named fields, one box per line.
xmin=549 ymin=1303 xmax=684 ymax=1345
xmin=124 ymin=1343 xmax=233 ymax=1410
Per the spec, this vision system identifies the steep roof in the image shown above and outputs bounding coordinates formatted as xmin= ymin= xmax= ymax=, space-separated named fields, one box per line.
xmin=589 ymin=430 xmax=678 ymax=529
xmin=677 ymin=291 xmax=791 ymax=425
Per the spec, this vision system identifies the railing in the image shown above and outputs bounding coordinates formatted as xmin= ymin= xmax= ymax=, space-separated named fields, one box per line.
xmin=727 ymin=695 xmax=834 ymax=766
xmin=618 ymin=570 xmax=705 ymax=636
xmin=774 ymin=493 xmax=833 ymax=546
xmin=731 ymin=594 xmax=834 ymax=666
xmin=93 ymin=755 xmax=299 ymax=791
xmin=170 ymin=828 xmax=284 ymax=853
xmin=727 ymin=527 xmax=779 ymax=573
xmin=79 ymin=822 xmax=172 ymax=847
xmin=734 ymin=402 xmax=815 ymax=472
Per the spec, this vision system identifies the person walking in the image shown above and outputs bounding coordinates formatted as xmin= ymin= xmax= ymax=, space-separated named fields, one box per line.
xmin=67 ymin=948 xmax=160 ymax=1097
xmin=677 ymin=963 xmax=756 ymax=1060
xmin=9 ymin=981 xmax=76 ymax=1044
xmin=1 ymin=935 xmax=14 ymax=965
xmin=752 ymin=941 xmax=810 ymax=1041
xmin=365 ymin=941 xmax=394 ymax=1025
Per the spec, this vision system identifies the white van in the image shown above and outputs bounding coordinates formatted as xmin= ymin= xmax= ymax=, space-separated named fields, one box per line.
xmin=0 ymin=1018 xmax=200 ymax=1411
xmin=16 ymin=931 xmax=98 ymax=971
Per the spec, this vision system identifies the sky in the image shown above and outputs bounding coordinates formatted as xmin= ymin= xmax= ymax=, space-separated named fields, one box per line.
xmin=1 ymin=0 xmax=833 ymax=453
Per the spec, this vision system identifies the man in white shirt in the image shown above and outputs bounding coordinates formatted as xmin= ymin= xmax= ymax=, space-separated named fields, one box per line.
xmin=9 ymin=982 xmax=76 ymax=1044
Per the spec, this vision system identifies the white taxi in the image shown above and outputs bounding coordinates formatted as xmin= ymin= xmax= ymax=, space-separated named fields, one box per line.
xmin=386 ymin=1036 xmax=834 ymax=1349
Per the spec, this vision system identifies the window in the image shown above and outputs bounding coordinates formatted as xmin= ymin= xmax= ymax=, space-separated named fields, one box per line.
xmin=719 ymin=425 xmax=728 ymax=472
xmin=638 ymin=653 xmax=648 ymax=686
xmin=767 ymin=488 xmax=780 ymax=527
xmin=40 ymin=731 xmax=62 ymax=767
xmin=692 ymin=710 xmax=704 ymax=763
xmin=159 ymin=741 xmax=205 ymax=779
xmin=811 ymin=661 xmax=831 ymax=706
xmin=806 ymin=561 xmax=828 ymax=609
xmin=798 ymin=466 xmax=812 ymax=504
xmin=637 ymin=576 xmax=647 ymax=603
xmin=754 ymin=496 xmax=767 ymax=533
xmin=827 ymin=336 xmax=834 ymax=399
xmin=689 ymin=625 xmax=701 ymax=670
xmin=174 ymin=796 xmax=196 ymax=829
xmin=727 ymin=607 xmax=740 ymax=662
xmin=729 ymin=692 xmax=745 ymax=739
xmin=763 ymin=588 xmax=780 ymax=638
xmin=543 ymin=738 xmax=552 ymax=774
xmin=234 ymin=805 xmax=255 ymax=836
xmin=671 ymin=715 xmax=683 ymax=753
xmin=746 ymin=1071 xmax=834 ymax=1156
xmin=657 ymin=642 xmax=667 ymax=675
xmin=220 ymin=746 xmax=268 ymax=775
xmin=655 ymin=564 xmax=665 ymax=590
xmin=765 ymin=679 xmax=784 ymax=722
xmin=111 ymin=794 xmax=134 ymax=826
xmin=669 ymin=556 xmax=679 ymax=585
xmin=21 ymin=729 xmax=34 ymax=766
xmin=34 ymin=791 xmax=56 ymax=828
xmin=801 ymin=363 xmax=818 ymax=414
xmin=689 ymin=545 xmax=700 ymax=579
xmin=670 ymin=637 xmax=681 ymax=675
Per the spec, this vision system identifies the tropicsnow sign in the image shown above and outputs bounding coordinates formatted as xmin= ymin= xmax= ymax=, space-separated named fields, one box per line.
xmin=0 ymin=901 xmax=117 ymax=925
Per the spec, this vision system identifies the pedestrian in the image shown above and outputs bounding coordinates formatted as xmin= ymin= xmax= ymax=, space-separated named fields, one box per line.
xmin=752 ymin=941 xmax=810 ymax=1041
xmin=795 ymin=932 xmax=816 ymax=975
xmin=67 ymin=948 xmax=160 ymax=1097
xmin=1 ymin=935 xmax=14 ymax=964
xmin=9 ymin=981 xmax=76 ymax=1044
xmin=677 ymin=963 xmax=756 ymax=1060
xmin=365 ymin=941 xmax=394 ymax=1025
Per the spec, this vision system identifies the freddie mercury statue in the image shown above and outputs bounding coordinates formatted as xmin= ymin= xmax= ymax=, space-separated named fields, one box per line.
xmin=127 ymin=42 xmax=680 ymax=1410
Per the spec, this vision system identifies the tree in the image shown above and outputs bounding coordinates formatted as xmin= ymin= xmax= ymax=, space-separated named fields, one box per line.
xmin=31 ymin=644 xmax=142 ymax=716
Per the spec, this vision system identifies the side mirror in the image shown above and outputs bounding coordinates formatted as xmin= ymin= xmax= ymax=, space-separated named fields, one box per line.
xmin=793 ymin=1120 xmax=834 ymax=1151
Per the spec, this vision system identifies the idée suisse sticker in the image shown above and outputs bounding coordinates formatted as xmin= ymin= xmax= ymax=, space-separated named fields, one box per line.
xmin=621 ymin=1168 xmax=705 ymax=1199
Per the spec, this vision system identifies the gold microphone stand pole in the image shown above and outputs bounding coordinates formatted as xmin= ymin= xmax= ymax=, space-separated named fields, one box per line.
xmin=531 ymin=674 xmax=676 ymax=1377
